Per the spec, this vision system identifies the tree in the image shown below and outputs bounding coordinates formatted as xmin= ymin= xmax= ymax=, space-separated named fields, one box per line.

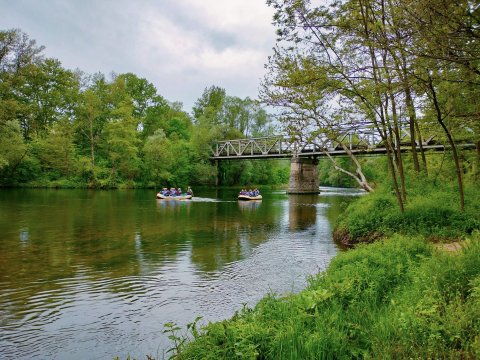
xmin=192 ymin=85 xmax=226 ymax=124
xmin=104 ymin=115 xmax=140 ymax=184
xmin=261 ymin=33 xmax=375 ymax=192
xmin=0 ymin=120 xmax=26 ymax=173
xmin=263 ymin=0 xmax=479 ymax=209
xmin=144 ymin=129 xmax=171 ymax=185
xmin=31 ymin=119 xmax=76 ymax=177
xmin=75 ymin=88 xmax=104 ymax=183
xmin=116 ymin=72 xmax=170 ymax=136
xmin=14 ymin=58 xmax=80 ymax=137
xmin=0 ymin=29 xmax=45 ymax=137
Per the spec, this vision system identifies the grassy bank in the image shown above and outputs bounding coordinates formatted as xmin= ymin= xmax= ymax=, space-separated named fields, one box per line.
xmin=334 ymin=181 xmax=480 ymax=246
xmin=172 ymin=234 xmax=480 ymax=359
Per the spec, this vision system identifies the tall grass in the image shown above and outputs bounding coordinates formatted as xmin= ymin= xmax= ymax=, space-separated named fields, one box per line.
xmin=334 ymin=180 xmax=480 ymax=244
xmin=174 ymin=234 xmax=480 ymax=359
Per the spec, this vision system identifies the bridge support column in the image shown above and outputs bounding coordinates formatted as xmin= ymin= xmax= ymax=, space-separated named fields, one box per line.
xmin=214 ymin=160 xmax=219 ymax=186
xmin=287 ymin=157 xmax=320 ymax=194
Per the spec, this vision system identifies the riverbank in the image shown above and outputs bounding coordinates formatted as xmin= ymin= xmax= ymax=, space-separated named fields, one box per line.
xmin=170 ymin=185 xmax=480 ymax=359
xmin=173 ymin=234 xmax=480 ymax=359
xmin=334 ymin=183 xmax=480 ymax=247
xmin=0 ymin=181 xmax=289 ymax=191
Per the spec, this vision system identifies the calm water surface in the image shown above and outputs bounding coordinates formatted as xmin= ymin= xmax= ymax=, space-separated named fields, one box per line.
xmin=0 ymin=187 xmax=363 ymax=359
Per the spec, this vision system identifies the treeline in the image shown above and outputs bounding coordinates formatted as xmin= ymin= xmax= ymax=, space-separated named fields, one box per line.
xmin=0 ymin=29 xmax=289 ymax=188
xmin=262 ymin=0 xmax=480 ymax=211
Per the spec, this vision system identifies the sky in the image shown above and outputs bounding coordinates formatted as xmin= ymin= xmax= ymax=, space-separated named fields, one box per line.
xmin=2 ymin=0 xmax=277 ymax=112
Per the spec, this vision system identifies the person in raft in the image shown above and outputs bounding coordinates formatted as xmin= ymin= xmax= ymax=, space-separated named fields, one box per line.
xmin=186 ymin=187 xmax=193 ymax=196
xmin=245 ymin=188 xmax=259 ymax=197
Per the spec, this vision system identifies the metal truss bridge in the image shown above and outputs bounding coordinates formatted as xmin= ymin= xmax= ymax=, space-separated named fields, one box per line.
xmin=211 ymin=128 xmax=475 ymax=160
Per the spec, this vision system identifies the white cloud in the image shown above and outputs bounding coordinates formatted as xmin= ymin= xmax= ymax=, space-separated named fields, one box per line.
xmin=1 ymin=0 xmax=277 ymax=111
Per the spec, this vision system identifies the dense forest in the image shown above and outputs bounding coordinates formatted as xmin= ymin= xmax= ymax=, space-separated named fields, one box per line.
xmin=0 ymin=29 xmax=290 ymax=189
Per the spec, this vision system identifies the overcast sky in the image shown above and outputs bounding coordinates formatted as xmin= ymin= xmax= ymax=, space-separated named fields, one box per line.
xmin=2 ymin=0 xmax=277 ymax=112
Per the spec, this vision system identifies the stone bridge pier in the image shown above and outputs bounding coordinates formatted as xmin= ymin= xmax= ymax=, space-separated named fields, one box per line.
xmin=287 ymin=157 xmax=320 ymax=194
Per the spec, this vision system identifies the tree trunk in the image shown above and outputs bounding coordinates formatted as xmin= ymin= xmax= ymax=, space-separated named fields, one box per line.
xmin=477 ymin=140 xmax=480 ymax=181
xmin=358 ymin=0 xmax=404 ymax=212
xmin=326 ymin=149 xmax=374 ymax=192
xmin=388 ymin=83 xmax=407 ymax=203
xmin=428 ymin=76 xmax=465 ymax=211
xmin=89 ymin=118 xmax=96 ymax=182
xmin=90 ymin=136 xmax=95 ymax=175
xmin=415 ymin=119 xmax=428 ymax=175
xmin=405 ymin=87 xmax=420 ymax=173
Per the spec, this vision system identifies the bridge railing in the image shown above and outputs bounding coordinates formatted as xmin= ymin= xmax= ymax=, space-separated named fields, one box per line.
xmin=211 ymin=135 xmax=373 ymax=158
xmin=210 ymin=125 xmax=474 ymax=160
xmin=210 ymin=124 xmax=389 ymax=158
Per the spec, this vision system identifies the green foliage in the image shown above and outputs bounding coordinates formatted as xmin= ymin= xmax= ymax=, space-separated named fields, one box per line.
xmin=0 ymin=31 xmax=286 ymax=188
xmin=377 ymin=238 xmax=480 ymax=358
xmin=192 ymin=85 xmax=226 ymax=123
xmin=0 ymin=29 xmax=288 ymax=188
xmin=176 ymin=235 xmax=480 ymax=359
xmin=30 ymin=119 xmax=77 ymax=178
xmin=263 ymin=0 xmax=480 ymax=210
xmin=216 ymin=160 xmax=289 ymax=186
xmin=335 ymin=180 xmax=480 ymax=243
xmin=0 ymin=120 xmax=26 ymax=171
xmin=318 ymin=157 xmax=357 ymax=187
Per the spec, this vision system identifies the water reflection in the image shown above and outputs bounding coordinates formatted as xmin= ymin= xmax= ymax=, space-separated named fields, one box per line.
xmin=156 ymin=198 xmax=193 ymax=215
xmin=0 ymin=187 xmax=361 ymax=360
xmin=238 ymin=200 xmax=261 ymax=212
xmin=19 ymin=228 xmax=29 ymax=244
xmin=288 ymin=194 xmax=318 ymax=230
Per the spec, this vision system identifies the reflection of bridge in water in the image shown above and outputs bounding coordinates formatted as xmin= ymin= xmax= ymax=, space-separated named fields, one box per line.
xmin=288 ymin=194 xmax=318 ymax=230
xmin=211 ymin=124 xmax=476 ymax=194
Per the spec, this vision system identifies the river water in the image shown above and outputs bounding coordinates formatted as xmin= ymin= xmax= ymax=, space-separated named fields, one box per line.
xmin=0 ymin=187 xmax=363 ymax=359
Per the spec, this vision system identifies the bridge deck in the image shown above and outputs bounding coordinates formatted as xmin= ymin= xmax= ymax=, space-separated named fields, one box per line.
xmin=211 ymin=136 xmax=475 ymax=160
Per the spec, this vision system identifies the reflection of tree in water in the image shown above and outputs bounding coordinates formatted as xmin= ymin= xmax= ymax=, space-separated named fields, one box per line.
xmin=0 ymin=190 xmax=282 ymax=324
xmin=238 ymin=200 xmax=261 ymax=212
xmin=189 ymin=200 xmax=281 ymax=273
xmin=288 ymin=194 xmax=318 ymax=230
xmin=0 ymin=188 xmax=361 ymax=359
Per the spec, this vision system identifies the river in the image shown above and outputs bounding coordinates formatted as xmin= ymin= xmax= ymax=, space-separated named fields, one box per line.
xmin=0 ymin=187 xmax=363 ymax=359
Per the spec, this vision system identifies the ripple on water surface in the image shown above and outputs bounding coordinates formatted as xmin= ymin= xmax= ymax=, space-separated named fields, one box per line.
xmin=0 ymin=188 xmax=359 ymax=359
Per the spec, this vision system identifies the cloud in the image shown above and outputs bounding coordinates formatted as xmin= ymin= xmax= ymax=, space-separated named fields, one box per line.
xmin=1 ymin=0 xmax=277 ymax=111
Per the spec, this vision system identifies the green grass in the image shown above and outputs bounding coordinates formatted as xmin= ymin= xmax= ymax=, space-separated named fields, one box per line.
xmin=334 ymin=181 xmax=480 ymax=245
xmin=172 ymin=234 xmax=480 ymax=359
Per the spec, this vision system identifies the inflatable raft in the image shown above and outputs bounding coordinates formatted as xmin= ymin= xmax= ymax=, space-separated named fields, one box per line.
xmin=238 ymin=194 xmax=262 ymax=201
xmin=157 ymin=193 xmax=193 ymax=200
